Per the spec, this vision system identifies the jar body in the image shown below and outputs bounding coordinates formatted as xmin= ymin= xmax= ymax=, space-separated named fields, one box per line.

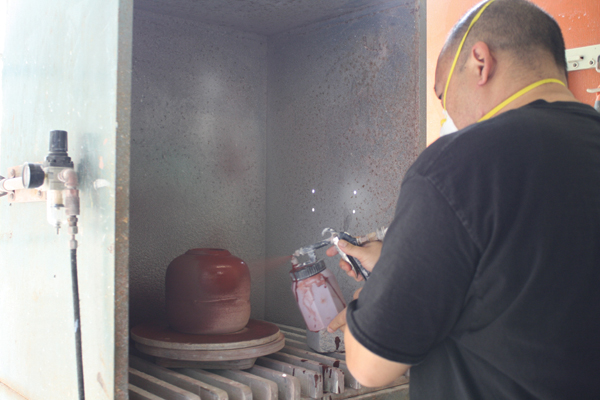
xmin=292 ymin=266 xmax=346 ymax=332
xmin=166 ymin=248 xmax=251 ymax=334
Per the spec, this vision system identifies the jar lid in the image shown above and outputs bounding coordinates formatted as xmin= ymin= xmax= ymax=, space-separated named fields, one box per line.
xmin=290 ymin=259 xmax=326 ymax=281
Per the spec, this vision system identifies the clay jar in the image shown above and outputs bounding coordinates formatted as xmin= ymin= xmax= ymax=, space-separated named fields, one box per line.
xmin=165 ymin=248 xmax=251 ymax=334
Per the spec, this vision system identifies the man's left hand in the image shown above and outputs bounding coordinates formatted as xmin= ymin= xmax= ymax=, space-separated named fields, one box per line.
xmin=328 ymin=287 xmax=362 ymax=333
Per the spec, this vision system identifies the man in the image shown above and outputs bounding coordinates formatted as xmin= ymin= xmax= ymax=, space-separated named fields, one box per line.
xmin=327 ymin=0 xmax=600 ymax=398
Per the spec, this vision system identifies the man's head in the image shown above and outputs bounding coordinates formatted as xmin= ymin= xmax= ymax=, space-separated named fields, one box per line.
xmin=434 ymin=0 xmax=568 ymax=130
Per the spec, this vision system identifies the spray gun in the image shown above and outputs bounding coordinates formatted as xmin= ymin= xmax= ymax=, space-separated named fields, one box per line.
xmin=292 ymin=226 xmax=388 ymax=281
xmin=289 ymin=226 xmax=387 ymax=335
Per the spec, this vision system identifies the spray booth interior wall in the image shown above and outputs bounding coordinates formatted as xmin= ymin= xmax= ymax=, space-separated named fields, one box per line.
xmin=129 ymin=0 xmax=426 ymax=329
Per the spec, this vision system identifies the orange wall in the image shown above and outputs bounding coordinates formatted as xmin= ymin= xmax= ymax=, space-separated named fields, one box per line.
xmin=426 ymin=0 xmax=600 ymax=145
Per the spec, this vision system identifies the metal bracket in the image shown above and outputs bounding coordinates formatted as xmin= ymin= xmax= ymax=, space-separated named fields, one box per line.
xmin=5 ymin=165 xmax=46 ymax=203
xmin=565 ymin=44 xmax=600 ymax=72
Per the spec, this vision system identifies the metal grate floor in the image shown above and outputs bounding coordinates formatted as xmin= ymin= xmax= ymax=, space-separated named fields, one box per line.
xmin=129 ymin=323 xmax=409 ymax=400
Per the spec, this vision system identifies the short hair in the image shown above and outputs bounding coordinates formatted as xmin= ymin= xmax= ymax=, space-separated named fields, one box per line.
xmin=445 ymin=0 xmax=567 ymax=75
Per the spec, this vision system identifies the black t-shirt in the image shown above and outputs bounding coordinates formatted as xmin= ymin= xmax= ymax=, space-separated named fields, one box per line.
xmin=347 ymin=100 xmax=600 ymax=399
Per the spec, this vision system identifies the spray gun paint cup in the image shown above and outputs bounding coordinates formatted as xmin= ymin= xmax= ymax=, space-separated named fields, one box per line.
xmin=290 ymin=259 xmax=346 ymax=332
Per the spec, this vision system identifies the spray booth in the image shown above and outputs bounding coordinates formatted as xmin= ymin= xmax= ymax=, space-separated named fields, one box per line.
xmin=0 ymin=0 xmax=426 ymax=398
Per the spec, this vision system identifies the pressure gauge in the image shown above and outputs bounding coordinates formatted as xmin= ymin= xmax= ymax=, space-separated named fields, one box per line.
xmin=22 ymin=163 xmax=45 ymax=189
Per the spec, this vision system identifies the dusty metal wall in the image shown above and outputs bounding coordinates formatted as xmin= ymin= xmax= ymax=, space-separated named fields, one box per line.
xmin=128 ymin=0 xmax=426 ymax=332
xmin=264 ymin=2 xmax=426 ymax=326
xmin=129 ymin=10 xmax=269 ymax=326
xmin=0 ymin=0 xmax=131 ymax=399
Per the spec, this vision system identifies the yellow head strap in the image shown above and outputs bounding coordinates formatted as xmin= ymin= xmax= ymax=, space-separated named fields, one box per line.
xmin=478 ymin=78 xmax=566 ymax=121
xmin=442 ymin=0 xmax=497 ymax=111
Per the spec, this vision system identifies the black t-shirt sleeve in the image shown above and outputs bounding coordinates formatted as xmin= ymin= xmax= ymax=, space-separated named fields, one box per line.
xmin=346 ymin=172 xmax=480 ymax=365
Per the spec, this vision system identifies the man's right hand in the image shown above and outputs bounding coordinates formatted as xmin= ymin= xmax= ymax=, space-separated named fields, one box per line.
xmin=326 ymin=240 xmax=382 ymax=281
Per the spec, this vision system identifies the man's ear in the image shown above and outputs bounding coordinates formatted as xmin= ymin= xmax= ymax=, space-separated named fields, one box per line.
xmin=470 ymin=41 xmax=495 ymax=86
